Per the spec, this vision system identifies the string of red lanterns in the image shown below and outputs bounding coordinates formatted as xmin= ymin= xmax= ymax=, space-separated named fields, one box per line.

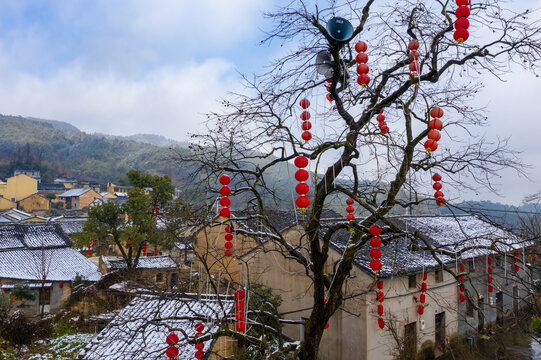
xmin=323 ymin=298 xmax=330 ymax=331
xmin=345 ymin=198 xmax=355 ymax=230
xmin=154 ymin=245 xmax=158 ymax=256
xmin=514 ymin=251 xmax=520 ymax=273
xmin=376 ymin=280 xmax=385 ymax=330
xmin=425 ymin=107 xmax=444 ymax=153
xmin=224 ymin=225 xmax=233 ymax=258
xmin=432 ymin=173 xmax=446 ymax=206
xmin=234 ymin=289 xmax=247 ymax=333
xmin=355 ymin=41 xmax=370 ymax=87
xmin=295 ymin=99 xmax=311 ymax=217
xmin=155 ymin=204 xmax=159 ymax=216
xmin=454 ymin=0 xmax=471 ymax=43
xmin=324 ymin=80 xmax=334 ymax=103
xmin=219 ymin=174 xmax=232 ymax=219
xmin=165 ymin=333 xmax=179 ymax=360
xmin=487 ymin=257 xmax=494 ymax=293
xmin=299 ymin=98 xmax=312 ymax=143
xmin=376 ymin=109 xmax=390 ymax=134
xmin=418 ymin=272 xmax=427 ymax=316
xmin=408 ymin=39 xmax=420 ymax=77
xmin=459 ymin=263 xmax=465 ymax=303
xmin=142 ymin=242 xmax=147 ymax=256
xmin=194 ymin=323 xmax=205 ymax=360
xmin=87 ymin=241 xmax=92 ymax=256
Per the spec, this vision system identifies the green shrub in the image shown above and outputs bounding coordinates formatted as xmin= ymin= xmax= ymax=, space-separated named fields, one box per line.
xmin=531 ymin=316 xmax=541 ymax=336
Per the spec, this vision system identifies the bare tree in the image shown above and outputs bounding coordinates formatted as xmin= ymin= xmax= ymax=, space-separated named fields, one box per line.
xmin=174 ymin=1 xmax=541 ymax=359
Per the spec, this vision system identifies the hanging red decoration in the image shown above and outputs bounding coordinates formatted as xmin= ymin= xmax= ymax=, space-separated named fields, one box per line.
xmin=142 ymin=242 xmax=147 ymax=256
xmin=219 ymin=186 xmax=231 ymax=196
xmin=487 ymin=257 xmax=494 ymax=293
xmin=154 ymin=244 xmax=158 ymax=256
xmin=294 ymin=154 xmax=310 ymax=215
xmin=195 ymin=351 xmax=205 ymax=360
xmin=234 ymin=289 xmax=245 ymax=300
xmin=376 ymin=109 xmax=390 ymax=134
xmin=418 ymin=305 xmax=424 ymax=315
xmin=408 ymin=39 xmax=420 ymax=77
xmin=514 ymin=252 xmax=520 ymax=273
xmin=59 ymin=282 xmax=63 ymax=289
xmin=418 ymin=272 xmax=428 ymax=317
xmin=355 ymin=41 xmax=370 ymax=87
xmin=236 ymin=321 xmax=247 ymax=333
xmin=429 ymin=118 xmax=443 ymax=131
xmin=235 ymin=300 xmax=246 ymax=311
xmin=224 ymin=241 xmax=233 ymax=249
xmin=377 ymin=317 xmax=385 ymax=329
xmin=431 ymin=172 xmax=446 ymax=206
xmin=300 ymin=111 xmax=311 ymax=121
xmin=369 ymin=224 xmax=383 ymax=275
xmin=408 ymin=39 xmax=419 ymax=50
xmin=459 ymin=264 xmax=466 ymax=303
xmin=224 ymin=249 xmax=232 ymax=257
xmin=299 ymin=99 xmax=312 ymax=143
xmin=219 ymin=208 xmax=231 ymax=218
xmin=235 ymin=312 xmax=246 ymax=321
xmin=296 ymin=182 xmax=310 ymax=195
xmin=219 ymin=174 xmax=232 ymax=220
xmin=302 ymin=121 xmax=312 ymax=130
xmin=424 ymin=139 xmax=438 ymax=152
xmin=299 ymin=98 xmax=310 ymax=109
xmin=154 ymin=203 xmax=159 ymax=216
xmin=220 ymin=197 xmax=231 ymax=207
xmin=166 ymin=333 xmax=179 ymax=346
xmin=427 ymin=130 xmax=441 ymax=141
xmin=165 ymin=346 xmax=179 ymax=358
xmin=376 ymin=278 xmax=385 ymax=329
xmin=193 ymin=323 xmax=205 ymax=359
xmin=454 ymin=3 xmax=471 ymax=43
xmin=324 ymin=322 xmax=330 ymax=331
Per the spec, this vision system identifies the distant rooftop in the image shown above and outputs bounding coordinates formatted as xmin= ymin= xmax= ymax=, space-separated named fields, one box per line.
xmin=54 ymin=178 xmax=78 ymax=183
xmin=59 ymin=188 xmax=93 ymax=197
xmin=101 ymin=255 xmax=177 ymax=270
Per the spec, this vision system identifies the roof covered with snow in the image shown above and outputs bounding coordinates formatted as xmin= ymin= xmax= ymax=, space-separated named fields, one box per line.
xmin=329 ymin=215 xmax=528 ymax=278
xmin=58 ymin=188 xmax=93 ymax=197
xmin=0 ymin=247 xmax=102 ymax=281
xmin=0 ymin=223 xmax=72 ymax=250
xmin=58 ymin=218 xmax=87 ymax=235
xmin=79 ymin=294 xmax=235 ymax=360
xmin=101 ymin=256 xmax=178 ymax=270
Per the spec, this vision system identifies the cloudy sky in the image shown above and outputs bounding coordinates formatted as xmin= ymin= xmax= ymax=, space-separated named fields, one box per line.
xmin=0 ymin=0 xmax=539 ymax=205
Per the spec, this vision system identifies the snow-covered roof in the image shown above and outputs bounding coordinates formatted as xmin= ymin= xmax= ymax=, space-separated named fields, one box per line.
xmin=91 ymin=197 xmax=128 ymax=206
xmin=58 ymin=218 xmax=87 ymax=235
xmin=0 ymin=223 xmax=72 ymax=250
xmin=79 ymin=294 xmax=235 ymax=360
xmin=1 ymin=282 xmax=52 ymax=288
xmin=329 ymin=215 xmax=529 ymax=278
xmin=1 ymin=208 xmax=32 ymax=221
xmin=59 ymin=188 xmax=93 ymax=197
xmin=0 ymin=247 xmax=102 ymax=281
xmin=101 ymin=256 xmax=178 ymax=270
xmin=54 ymin=178 xmax=78 ymax=183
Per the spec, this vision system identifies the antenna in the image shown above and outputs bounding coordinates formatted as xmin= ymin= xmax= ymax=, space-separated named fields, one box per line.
xmin=315 ymin=51 xmax=334 ymax=78
xmin=326 ymin=17 xmax=354 ymax=42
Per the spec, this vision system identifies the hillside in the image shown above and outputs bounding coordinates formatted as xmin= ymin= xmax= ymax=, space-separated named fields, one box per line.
xmin=0 ymin=115 xmax=191 ymax=186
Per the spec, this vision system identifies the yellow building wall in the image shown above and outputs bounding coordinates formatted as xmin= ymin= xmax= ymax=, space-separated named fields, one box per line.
xmin=78 ymin=190 xmax=102 ymax=209
xmin=0 ymin=174 xmax=38 ymax=202
xmin=18 ymin=194 xmax=50 ymax=212
xmin=0 ymin=197 xmax=16 ymax=210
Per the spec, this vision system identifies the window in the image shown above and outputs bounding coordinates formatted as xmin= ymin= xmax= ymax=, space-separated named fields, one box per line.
xmin=408 ymin=274 xmax=417 ymax=289
xmin=404 ymin=322 xmax=417 ymax=357
xmin=434 ymin=269 xmax=443 ymax=283
xmin=435 ymin=312 xmax=446 ymax=354
xmin=39 ymin=287 xmax=50 ymax=305
xmin=156 ymin=273 xmax=163 ymax=282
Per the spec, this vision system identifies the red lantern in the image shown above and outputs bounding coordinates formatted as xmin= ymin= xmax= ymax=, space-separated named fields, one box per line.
xmin=459 ymin=263 xmax=464 ymax=272
xmin=294 ymin=156 xmax=309 ymax=168
xmin=378 ymin=317 xmax=385 ymax=329
xmin=370 ymin=237 xmax=382 ymax=248
xmin=195 ymin=323 xmax=205 ymax=333
xmin=225 ymin=233 xmax=233 ymax=241
xmin=418 ymin=305 xmax=424 ymax=315
xmin=195 ymin=343 xmax=204 ymax=351
xmin=355 ymin=52 xmax=368 ymax=64
xmin=370 ymin=248 xmax=382 ymax=259
xmin=377 ymin=114 xmax=385 ymax=122
xmin=408 ymin=39 xmax=419 ymax=50
xmin=299 ymin=98 xmax=310 ymax=109
xmin=224 ymin=241 xmax=233 ymax=249
xmin=219 ymin=175 xmax=231 ymax=185
xmin=377 ymin=281 xmax=384 ymax=290
xmin=420 ymin=293 xmax=426 ymax=303
xmin=356 ymin=64 xmax=369 ymax=74
xmin=346 ymin=198 xmax=354 ymax=205
xmin=346 ymin=214 xmax=355 ymax=221
xmin=434 ymin=191 xmax=444 ymax=199
xmin=236 ymin=321 xmax=246 ymax=332
xmin=295 ymin=169 xmax=309 ymax=182
xmin=355 ymin=41 xmax=368 ymax=53
xmin=515 ymin=265 xmax=520 ymax=272
xmin=235 ymin=312 xmax=246 ymax=321
xmin=421 ymin=282 xmax=427 ymax=292
xmin=455 ymin=6 xmax=471 ymax=18
xmin=427 ymin=130 xmax=441 ymax=141
xmin=225 ymin=225 xmax=231 ymax=232
xmin=301 ymin=131 xmax=312 ymax=141
xmin=166 ymin=333 xmax=179 ymax=345
xmin=195 ymin=351 xmax=205 ymax=360
xmin=357 ymin=74 xmax=370 ymax=87
xmin=219 ymin=208 xmax=231 ymax=218
xmin=326 ymin=94 xmax=334 ymax=102
xmin=409 ymin=62 xmax=420 ymax=72
xmin=454 ymin=28 xmax=469 ymax=43
xmin=59 ymin=282 xmax=63 ymax=289
xmin=300 ymin=111 xmax=311 ymax=121
xmin=430 ymin=107 xmax=444 ymax=119
xmin=224 ymin=249 xmax=232 ymax=257
xmin=380 ymin=125 xmax=389 ymax=134
xmin=408 ymin=51 xmax=419 ymax=61
xmin=234 ymin=289 xmax=245 ymax=300
xmin=429 ymin=118 xmax=443 ymax=130
xmin=459 ymin=275 xmax=465 ymax=282
xmin=424 ymin=139 xmax=438 ymax=152
xmin=346 ymin=205 xmax=355 ymax=213
xmin=369 ymin=225 xmax=382 ymax=236
xmin=488 ymin=266 xmax=493 ymax=273
xmin=370 ymin=260 xmax=382 ymax=272
xmin=423 ymin=273 xmax=428 ymax=281
xmin=460 ymin=293 xmax=465 ymax=303
xmin=377 ymin=291 xmax=385 ymax=302
xmin=219 ymin=186 xmax=231 ymax=196
xmin=488 ymin=285 xmax=494 ymax=293
xmin=433 ymin=182 xmax=442 ymax=191
xmin=488 ymin=257 xmax=493 ymax=265
xmin=377 ymin=304 xmax=384 ymax=316
xmin=165 ymin=346 xmax=179 ymax=358
xmin=302 ymin=121 xmax=312 ymax=130
xmin=456 ymin=0 xmax=470 ymax=5
xmin=235 ymin=301 xmax=246 ymax=311
xmin=487 ymin=275 xmax=493 ymax=283
xmin=219 ymin=197 xmax=231 ymax=207
xmin=455 ymin=17 xmax=470 ymax=29
xmin=296 ymin=182 xmax=310 ymax=195
xmin=296 ymin=196 xmax=310 ymax=209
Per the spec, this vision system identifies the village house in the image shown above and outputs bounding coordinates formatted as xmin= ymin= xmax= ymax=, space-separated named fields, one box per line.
xmin=17 ymin=192 xmax=50 ymax=213
xmin=58 ymin=188 xmax=102 ymax=210
xmin=99 ymin=255 xmax=179 ymax=290
xmin=236 ymin=213 xmax=533 ymax=360
xmin=77 ymin=293 xmax=237 ymax=360
xmin=106 ymin=182 xmax=132 ymax=195
xmin=38 ymin=182 xmax=67 ymax=195
xmin=0 ymin=173 xmax=38 ymax=209
xmin=54 ymin=178 xmax=79 ymax=189
xmin=0 ymin=222 xmax=101 ymax=314
xmin=13 ymin=170 xmax=41 ymax=183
